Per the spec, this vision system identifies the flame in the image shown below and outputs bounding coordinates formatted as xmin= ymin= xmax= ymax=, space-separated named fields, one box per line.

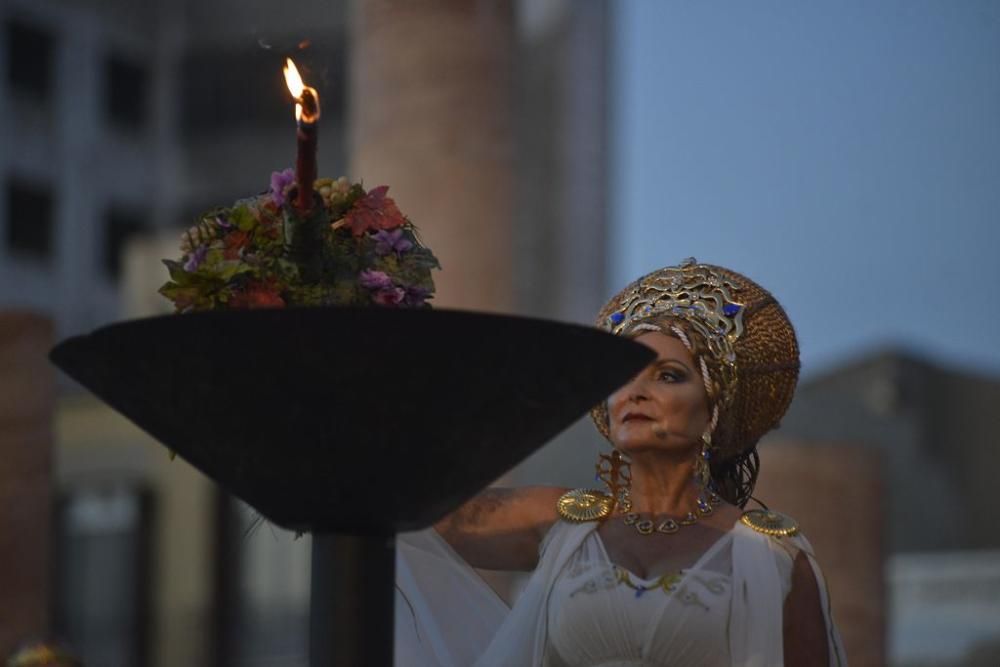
xmin=283 ymin=58 xmax=304 ymax=121
xmin=283 ymin=57 xmax=318 ymax=124
xmin=284 ymin=58 xmax=304 ymax=98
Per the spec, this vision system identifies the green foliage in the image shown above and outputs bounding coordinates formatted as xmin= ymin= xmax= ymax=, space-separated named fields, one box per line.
xmin=159 ymin=177 xmax=440 ymax=313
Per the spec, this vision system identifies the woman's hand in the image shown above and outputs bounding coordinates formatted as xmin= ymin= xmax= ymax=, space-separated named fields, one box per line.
xmin=783 ymin=550 xmax=831 ymax=666
xmin=434 ymin=486 xmax=567 ymax=571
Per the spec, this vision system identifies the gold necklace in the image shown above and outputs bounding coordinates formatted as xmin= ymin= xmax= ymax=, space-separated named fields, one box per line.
xmin=622 ymin=491 xmax=722 ymax=536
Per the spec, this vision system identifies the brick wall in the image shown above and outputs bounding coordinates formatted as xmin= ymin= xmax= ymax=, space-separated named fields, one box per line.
xmin=0 ymin=312 xmax=54 ymax=655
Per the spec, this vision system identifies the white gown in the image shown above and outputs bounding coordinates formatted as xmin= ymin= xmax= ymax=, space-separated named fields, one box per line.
xmin=394 ymin=518 xmax=846 ymax=667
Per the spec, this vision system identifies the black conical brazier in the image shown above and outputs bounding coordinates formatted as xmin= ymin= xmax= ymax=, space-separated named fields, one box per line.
xmin=50 ymin=307 xmax=653 ymax=665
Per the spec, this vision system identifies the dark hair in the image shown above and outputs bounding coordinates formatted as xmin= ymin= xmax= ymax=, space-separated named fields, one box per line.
xmin=709 ymin=447 xmax=759 ymax=508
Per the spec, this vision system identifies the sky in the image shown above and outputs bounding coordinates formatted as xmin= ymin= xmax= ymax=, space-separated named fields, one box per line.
xmin=612 ymin=1 xmax=1000 ymax=378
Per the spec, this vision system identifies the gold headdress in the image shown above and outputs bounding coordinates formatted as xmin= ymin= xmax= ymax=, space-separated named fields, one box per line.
xmin=591 ymin=258 xmax=799 ymax=462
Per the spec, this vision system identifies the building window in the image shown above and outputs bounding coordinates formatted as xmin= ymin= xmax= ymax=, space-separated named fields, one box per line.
xmin=5 ymin=177 xmax=54 ymax=261
xmin=180 ymin=47 xmax=288 ymax=137
xmin=4 ymin=17 xmax=54 ymax=100
xmin=103 ymin=206 xmax=143 ymax=280
xmin=216 ymin=495 xmax=310 ymax=665
xmin=179 ymin=40 xmax=344 ymax=138
xmin=105 ymin=52 xmax=149 ymax=131
xmin=52 ymin=486 xmax=153 ymax=667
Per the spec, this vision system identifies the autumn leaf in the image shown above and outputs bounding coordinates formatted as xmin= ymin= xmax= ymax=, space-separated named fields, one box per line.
xmin=229 ymin=281 xmax=286 ymax=309
xmin=223 ymin=231 xmax=251 ymax=260
xmin=342 ymin=185 xmax=406 ymax=236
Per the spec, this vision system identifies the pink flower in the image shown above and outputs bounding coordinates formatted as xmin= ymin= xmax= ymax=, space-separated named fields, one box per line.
xmin=269 ymin=168 xmax=296 ymax=207
xmin=183 ymin=245 xmax=207 ymax=271
xmin=373 ymin=228 xmax=413 ymax=256
xmin=358 ymin=269 xmax=393 ymax=291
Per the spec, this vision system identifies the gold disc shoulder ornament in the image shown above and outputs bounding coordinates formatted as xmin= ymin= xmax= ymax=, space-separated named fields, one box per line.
xmin=556 ymin=488 xmax=614 ymax=523
xmin=739 ymin=509 xmax=799 ymax=537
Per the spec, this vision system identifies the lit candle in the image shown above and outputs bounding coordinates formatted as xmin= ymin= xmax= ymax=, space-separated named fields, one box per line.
xmin=283 ymin=58 xmax=321 ymax=212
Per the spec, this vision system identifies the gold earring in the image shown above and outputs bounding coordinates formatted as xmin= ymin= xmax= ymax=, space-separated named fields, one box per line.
xmin=695 ymin=433 xmax=713 ymax=489
xmin=596 ymin=449 xmax=632 ymax=513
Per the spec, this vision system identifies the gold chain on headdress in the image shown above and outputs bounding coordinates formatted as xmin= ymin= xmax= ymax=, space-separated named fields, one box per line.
xmin=600 ymin=258 xmax=744 ymax=410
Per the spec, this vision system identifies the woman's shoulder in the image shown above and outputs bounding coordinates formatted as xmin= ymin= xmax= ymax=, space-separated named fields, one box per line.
xmin=737 ymin=508 xmax=802 ymax=539
xmin=731 ymin=507 xmax=816 ymax=599
xmin=531 ymin=487 xmax=610 ymax=556
xmin=554 ymin=487 xmax=616 ymax=523
xmin=734 ymin=507 xmax=807 ymax=560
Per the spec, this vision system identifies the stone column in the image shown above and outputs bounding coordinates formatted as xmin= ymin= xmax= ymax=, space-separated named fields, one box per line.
xmin=349 ymin=0 xmax=514 ymax=311
xmin=756 ymin=441 xmax=885 ymax=667
xmin=0 ymin=312 xmax=55 ymax=655
xmin=347 ymin=0 xmax=515 ymax=605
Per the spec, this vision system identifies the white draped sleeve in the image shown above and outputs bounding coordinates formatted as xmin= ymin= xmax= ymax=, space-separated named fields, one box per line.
xmin=394 ymin=522 xmax=597 ymax=667
xmin=394 ymin=528 xmax=509 ymax=667
xmin=474 ymin=522 xmax=595 ymax=666
xmin=730 ymin=522 xmax=787 ymax=666
xmin=729 ymin=523 xmax=848 ymax=666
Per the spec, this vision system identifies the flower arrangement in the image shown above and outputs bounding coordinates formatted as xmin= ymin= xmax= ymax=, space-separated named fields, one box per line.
xmin=159 ymin=169 xmax=440 ymax=312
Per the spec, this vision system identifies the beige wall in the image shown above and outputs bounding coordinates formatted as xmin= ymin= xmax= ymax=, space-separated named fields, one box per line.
xmin=54 ymin=393 xmax=216 ymax=667
xmin=51 ymin=232 xmax=220 ymax=666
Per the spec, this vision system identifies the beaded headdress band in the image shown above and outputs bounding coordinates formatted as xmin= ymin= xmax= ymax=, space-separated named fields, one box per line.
xmin=601 ymin=258 xmax=744 ymax=411
xmin=592 ymin=258 xmax=800 ymax=462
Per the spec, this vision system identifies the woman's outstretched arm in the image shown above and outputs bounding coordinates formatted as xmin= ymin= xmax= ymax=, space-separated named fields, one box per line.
xmin=434 ymin=486 xmax=567 ymax=571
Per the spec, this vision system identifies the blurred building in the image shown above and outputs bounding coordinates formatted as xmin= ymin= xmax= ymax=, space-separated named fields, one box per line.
xmin=772 ymin=348 xmax=1000 ymax=666
xmin=2 ymin=0 xmax=344 ymax=664
xmin=0 ymin=0 xmax=347 ymax=341
xmin=15 ymin=0 xmax=989 ymax=665
xmin=1 ymin=0 xmax=611 ymax=664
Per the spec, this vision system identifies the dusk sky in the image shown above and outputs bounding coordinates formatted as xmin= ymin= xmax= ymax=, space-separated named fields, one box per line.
xmin=612 ymin=1 xmax=1000 ymax=377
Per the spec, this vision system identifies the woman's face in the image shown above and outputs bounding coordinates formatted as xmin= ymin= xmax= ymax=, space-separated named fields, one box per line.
xmin=607 ymin=331 xmax=711 ymax=457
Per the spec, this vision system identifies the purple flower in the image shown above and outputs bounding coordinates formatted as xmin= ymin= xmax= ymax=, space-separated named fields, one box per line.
xmin=372 ymin=228 xmax=413 ymax=256
xmin=215 ymin=215 xmax=233 ymax=230
xmin=373 ymin=287 xmax=406 ymax=306
xmin=358 ymin=269 xmax=394 ymax=291
xmin=269 ymin=168 xmax=296 ymax=207
xmin=184 ymin=245 xmax=208 ymax=272
xmin=404 ymin=286 xmax=431 ymax=307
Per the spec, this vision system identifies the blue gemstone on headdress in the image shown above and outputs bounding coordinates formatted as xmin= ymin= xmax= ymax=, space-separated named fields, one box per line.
xmin=702 ymin=449 xmax=712 ymax=461
xmin=610 ymin=312 xmax=625 ymax=325
xmin=723 ymin=303 xmax=741 ymax=317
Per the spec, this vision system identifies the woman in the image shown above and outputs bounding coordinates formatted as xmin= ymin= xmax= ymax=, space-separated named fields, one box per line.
xmin=396 ymin=259 xmax=846 ymax=666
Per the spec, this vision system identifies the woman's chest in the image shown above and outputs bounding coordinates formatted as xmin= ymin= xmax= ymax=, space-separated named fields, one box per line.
xmin=544 ymin=534 xmax=733 ymax=667
xmin=596 ymin=519 xmax=735 ymax=580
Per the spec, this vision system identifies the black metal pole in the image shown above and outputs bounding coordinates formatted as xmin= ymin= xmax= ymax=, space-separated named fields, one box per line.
xmin=310 ymin=533 xmax=396 ymax=667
